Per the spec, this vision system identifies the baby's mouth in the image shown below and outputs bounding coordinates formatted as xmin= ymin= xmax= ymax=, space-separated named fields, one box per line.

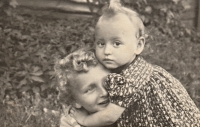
xmin=103 ymin=58 xmax=113 ymax=62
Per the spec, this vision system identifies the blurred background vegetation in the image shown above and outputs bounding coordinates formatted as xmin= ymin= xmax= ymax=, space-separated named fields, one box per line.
xmin=0 ymin=0 xmax=200 ymax=126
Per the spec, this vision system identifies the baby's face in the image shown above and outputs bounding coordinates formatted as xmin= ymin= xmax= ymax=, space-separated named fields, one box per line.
xmin=71 ymin=64 xmax=110 ymax=113
xmin=95 ymin=13 xmax=140 ymax=70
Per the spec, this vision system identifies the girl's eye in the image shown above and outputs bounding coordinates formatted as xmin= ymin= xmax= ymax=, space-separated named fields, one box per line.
xmin=85 ymin=86 xmax=95 ymax=93
xmin=96 ymin=41 xmax=105 ymax=48
xmin=113 ymin=41 xmax=121 ymax=47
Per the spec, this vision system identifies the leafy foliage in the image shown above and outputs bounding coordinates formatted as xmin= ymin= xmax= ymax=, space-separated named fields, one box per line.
xmin=0 ymin=0 xmax=18 ymax=16
xmin=0 ymin=0 xmax=200 ymax=126
xmin=0 ymin=13 xmax=95 ymax=126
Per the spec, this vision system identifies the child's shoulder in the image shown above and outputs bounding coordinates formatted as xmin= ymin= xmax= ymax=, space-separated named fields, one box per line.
xmin=121 ymin=56 xmax=153 ymax=82
xmin=123 ymin=56 xmax=178 ymax=82
xmin=123 ymin=56 xmax=153 ymax=73
xmin=135 ymin=56 xmax=170 ymax=75
xmin=150 ymin=63 xmax=181 ymax=85
xmin=152 ymin=64 xmax=172 ymax=77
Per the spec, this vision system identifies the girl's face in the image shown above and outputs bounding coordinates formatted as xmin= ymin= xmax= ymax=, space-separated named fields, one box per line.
xmin=95 ymin=13 xmax=144 ymax=70
xmin=71 ymin=64 xmax=110 ymax=113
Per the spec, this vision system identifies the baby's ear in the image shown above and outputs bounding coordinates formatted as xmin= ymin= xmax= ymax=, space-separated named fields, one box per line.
xmin=135 ymin=36 xmax=145 ymax=55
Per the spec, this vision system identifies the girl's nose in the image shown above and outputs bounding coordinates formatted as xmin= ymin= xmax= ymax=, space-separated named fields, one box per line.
xmin=99 ymin=86 xmax=108 ymax=97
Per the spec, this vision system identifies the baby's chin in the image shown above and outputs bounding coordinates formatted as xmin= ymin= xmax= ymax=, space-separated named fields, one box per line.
xmin=102 ymin=63 xmax=118 ymax=69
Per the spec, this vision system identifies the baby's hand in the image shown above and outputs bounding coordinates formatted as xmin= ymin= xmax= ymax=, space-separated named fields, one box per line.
xmin=60 ymin=113 xmax=81 ymax=127
xmin=70 ymin=108 xmax=89 ymax=125
xmin=60 ymin=105 xmax=81 ymax=127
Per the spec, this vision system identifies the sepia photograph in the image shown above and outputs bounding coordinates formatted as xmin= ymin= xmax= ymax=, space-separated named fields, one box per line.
xmin=0 ymin=0 xmax=200 ymax=126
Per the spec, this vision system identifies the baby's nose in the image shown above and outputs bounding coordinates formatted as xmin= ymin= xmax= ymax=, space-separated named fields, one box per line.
xmin=104 ymin=44 xmax=112 ymax=55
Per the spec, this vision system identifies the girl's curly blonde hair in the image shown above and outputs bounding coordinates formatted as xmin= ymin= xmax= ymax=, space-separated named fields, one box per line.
xmin=54 ymin=48 xmax=98 ymax=105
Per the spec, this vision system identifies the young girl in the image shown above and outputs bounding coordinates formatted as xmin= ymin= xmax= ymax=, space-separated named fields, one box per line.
xmin=54 ymin=48 xmax=118 ymax=127
xmin=70 ymin=0 xmax=200 ymax=127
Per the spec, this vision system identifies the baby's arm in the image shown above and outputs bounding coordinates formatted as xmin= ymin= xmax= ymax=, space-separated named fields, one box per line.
xmin=60 ymin=113 xmax=81 ymax=127
xmin=60 ymin=105 xmax=82 ymax=127
xmin=71 ymin=103 xmax=125 ymax=127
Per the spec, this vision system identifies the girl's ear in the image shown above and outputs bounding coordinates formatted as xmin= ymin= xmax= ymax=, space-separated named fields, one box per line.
xmin=135 ymin=36 xmax=145 ymax=55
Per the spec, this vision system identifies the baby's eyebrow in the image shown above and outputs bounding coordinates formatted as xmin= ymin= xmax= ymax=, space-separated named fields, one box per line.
xmin=95 ymin=38 xmax=104 ymax=42
xmin=111 ymin=37 xmax=120 ymax=40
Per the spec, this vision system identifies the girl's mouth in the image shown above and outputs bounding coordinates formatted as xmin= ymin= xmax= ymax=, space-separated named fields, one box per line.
xmin=98 ymin=99 xmax=110 ymax=105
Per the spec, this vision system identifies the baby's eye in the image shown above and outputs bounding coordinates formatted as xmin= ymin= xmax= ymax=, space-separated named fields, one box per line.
xmin=96 ymin=41 xmax=105 ymax=48
xmin=113 ymin=41 xmax=121 ymax=47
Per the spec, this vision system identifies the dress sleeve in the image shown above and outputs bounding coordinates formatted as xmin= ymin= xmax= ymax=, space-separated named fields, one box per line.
xmin=105 ymin=73 xmax=139 ymax=108
xmin=147 ymin=65 xmax=200 ymax=126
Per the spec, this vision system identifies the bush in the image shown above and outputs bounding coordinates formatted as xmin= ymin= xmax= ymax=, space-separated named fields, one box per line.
xmin=0 ymin=14 xmax=96 ymax=126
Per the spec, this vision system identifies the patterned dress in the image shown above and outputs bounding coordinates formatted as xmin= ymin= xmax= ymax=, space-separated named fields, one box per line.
xmin=105 ymin=56 xmax=200 ymax=127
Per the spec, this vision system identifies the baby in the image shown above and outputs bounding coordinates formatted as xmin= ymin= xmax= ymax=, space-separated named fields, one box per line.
xmin=71 ymin=0 xmax=200 ymax=127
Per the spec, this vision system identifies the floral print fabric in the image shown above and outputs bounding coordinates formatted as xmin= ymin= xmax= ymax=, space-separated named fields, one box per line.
xmin=105 ymin=56 xmax=200 ymax=127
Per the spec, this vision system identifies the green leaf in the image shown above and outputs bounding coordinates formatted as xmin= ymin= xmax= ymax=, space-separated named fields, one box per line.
xmin=9 ymin=0 xmax=18 ymax=8
xmin=21 ymin=35 xmax=32 ymax=40
xmin=47 ymin=71 xmax=55 ymax=76
xmin=0 ymin=88 xmax=6 ymax=100
xmin=30 ymin=76 xmax=44 ymax=82
xmin=17 ymin=79 xmax=27 ymax=89
xmin=35 ymin=51 xmax=47 ymax=58
xmin=19 ymin=86 xmax=31 ymax=93
xmin=172 ymin=0 xmax=179 ymax=4
xmin=145 ymin=6 xmax=152 ymax=14
xmin=0 ymin=1 xmax=3 ymax=8
xmin=181 ymin=0 xmax=191 ymax=10
xmin=30 ymin=71 xmax=43 ymax=76
xmin=33 ymin=87 xmax=40 ymax=93
xmin=23 ymin=63 xmax=31 ymax=69
xmin=15 ymin=71 xmax=27 ymax=77
xmin=4 ymin=8 xmax=12 ymax=16
xmin=50 ymin=80 xmax=56 ymax=88
xmin=17 ymin=54 xmax=29 ymax=60
xmin=58 ymin=47 xmax=67 ymax=55
xmin=40 ymin=84 xmax=49 ymax=91
xmin=33 ymin=66 xmax=41 ymax=72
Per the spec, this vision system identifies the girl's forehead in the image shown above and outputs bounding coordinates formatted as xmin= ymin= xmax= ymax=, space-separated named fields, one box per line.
xmin=70 ymin=65 xmax=109 ymax=93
